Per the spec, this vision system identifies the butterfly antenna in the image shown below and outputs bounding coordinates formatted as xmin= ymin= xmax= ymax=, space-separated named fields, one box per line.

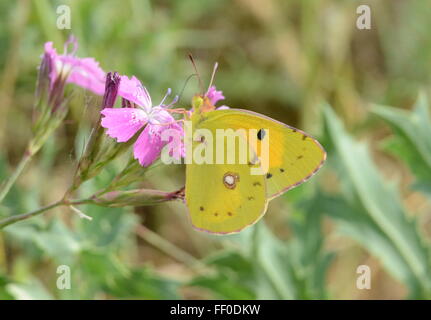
xmin=188 ymin=53 xmax=204 ymax=95
xmin=207 ymin=62 xmax=218 ymax=92
xmin=177 ymin=73 xmax=197 ymax=104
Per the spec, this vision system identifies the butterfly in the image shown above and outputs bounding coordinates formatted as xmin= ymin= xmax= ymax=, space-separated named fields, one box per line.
xmin=183 ymin=63 xmax=326 ymax=235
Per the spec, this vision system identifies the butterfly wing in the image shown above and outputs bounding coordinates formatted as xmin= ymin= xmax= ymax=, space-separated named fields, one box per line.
xmin=200 ymin=109 xmax=326 ymax=199
xmin=185 ymin=116 xmax=267 ymax=234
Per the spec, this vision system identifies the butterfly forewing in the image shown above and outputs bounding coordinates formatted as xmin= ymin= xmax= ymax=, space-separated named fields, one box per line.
xmin=198 ymin=109 xmax=326 ymax=199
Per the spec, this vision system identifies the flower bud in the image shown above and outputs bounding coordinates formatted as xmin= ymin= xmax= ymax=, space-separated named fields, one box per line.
xmin=102 ymin=72 xmax=121 ymax=108
xmin=72 ymin=72 xmax=135 ymax=189
xmin=89 ymin=188 xmax=184 ymax=207
xmin=30 ymin=37 xmax=106 ymax=156
xmin=35 ymin=52 xmax=52 ymax=105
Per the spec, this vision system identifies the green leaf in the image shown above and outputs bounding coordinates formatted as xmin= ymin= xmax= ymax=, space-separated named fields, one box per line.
xmin=108 ymin=268 xmax=181 ymax=299
xmin=76 ymin=205 xmax=137 ymax=250
xmin=5 ymin=219 xmax=81 ymax=264
xmin=323 ymin=105 xmax=431 ymax=298
xmin=0 ymin=274 xmax=14 ymax=300
xmin=78 ymin=250 xmax=129 ymax=287
xmin=6 ymin=278 xmax=53 ymax=300
xmin=240 ymin=224 xmax=299 ymax=300
xmin=100 ymin=158 xmax=163 ymax=193
xmin=188 ymin=251 xmax=255 ymax=299
xmin=372 ymin=93 xmax=431 ymax=195
xmin=78 ymin=250 xmax=180 ymax=299
xmin=200 ymin=203 xmax=333 ymax=300
xmin=289 ymin=194 xmax=335 ymax=299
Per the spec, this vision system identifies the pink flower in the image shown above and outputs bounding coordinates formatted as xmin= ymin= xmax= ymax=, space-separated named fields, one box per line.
xmin=118 ymin=75 xmax=152 ymax=111
xmin=206 ymin=86 xmax=225 ymax=105
xmin=132 ymin=109 xmax=184 ymax=166
xmin=44 ymin=36 xmax=106 ymax=95
xmin=101 ymin=79 xmax=183 ymax=167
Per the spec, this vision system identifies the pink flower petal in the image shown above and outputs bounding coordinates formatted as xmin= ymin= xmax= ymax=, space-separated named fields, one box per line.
xmin=206 ymin=85 xmax=225 ymax=105
xmin=101 ymin=108 xmax=148 ymax=142
xmin=44 ymin=41 xmax=106 ymax=95
xmin=133 ymin=125 xmax=164 ymax=167
xmin=165 ymin=124 xmax=185 ymax=160
xmin=150 ymin=109 xmax=185 ymax=159
xmin=133 ymin=120 xmax=185 ymax=167
xmin=44 ymin=42 xmax=58 ymax=88
xmin=149 ymin=107 xmax=174 ymax=124
xmin=118 ymin=75 xmax=152 ymax=111
xmin=61 ymin=56 xmax=106 ymax=95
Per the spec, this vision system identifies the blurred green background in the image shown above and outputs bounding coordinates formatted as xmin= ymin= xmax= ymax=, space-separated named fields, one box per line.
xmin=1 ymin=0 xmax=431 ymax=299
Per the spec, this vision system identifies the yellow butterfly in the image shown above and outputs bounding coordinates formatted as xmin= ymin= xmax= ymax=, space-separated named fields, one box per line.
xmin=183 ymin=66 xmax=326 ymax=235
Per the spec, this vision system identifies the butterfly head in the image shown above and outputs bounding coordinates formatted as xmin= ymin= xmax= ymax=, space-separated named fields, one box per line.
xmin=187 ymin=56 xmax=223 ymax=117
xmin=192 ymin=93 xmax=216 ymax=115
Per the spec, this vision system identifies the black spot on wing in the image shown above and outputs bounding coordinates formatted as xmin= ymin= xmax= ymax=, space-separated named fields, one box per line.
xmin=257 ymin=129 xmax=266 ymax=140
xmin=266 ymin=173 xmax=273 ymax=179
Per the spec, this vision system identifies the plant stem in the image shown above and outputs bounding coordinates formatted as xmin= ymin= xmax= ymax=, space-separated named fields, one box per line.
xmin=0 ymin=199 xmax=64 ymax=229
xmin=135 ymin=225 xmax=210 ymax=274
xmin=0 ymin=152 xmax=32 ymax=204
xmin=0 ymin=188 xmax=183 ymax=230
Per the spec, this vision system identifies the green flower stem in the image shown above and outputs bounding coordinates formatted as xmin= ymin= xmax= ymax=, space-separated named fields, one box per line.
xmin=0 ymin=199 xmax=64 ymax=229
xmin=0 ymin=188 xmax=185 ymax=230
xmin=0 ymin=151 xmax=32 ymax=204
xmin=135 ymin=225 xmax=209 ymax=274
xmin=0 ymin=197 xmax=94 ymax=229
